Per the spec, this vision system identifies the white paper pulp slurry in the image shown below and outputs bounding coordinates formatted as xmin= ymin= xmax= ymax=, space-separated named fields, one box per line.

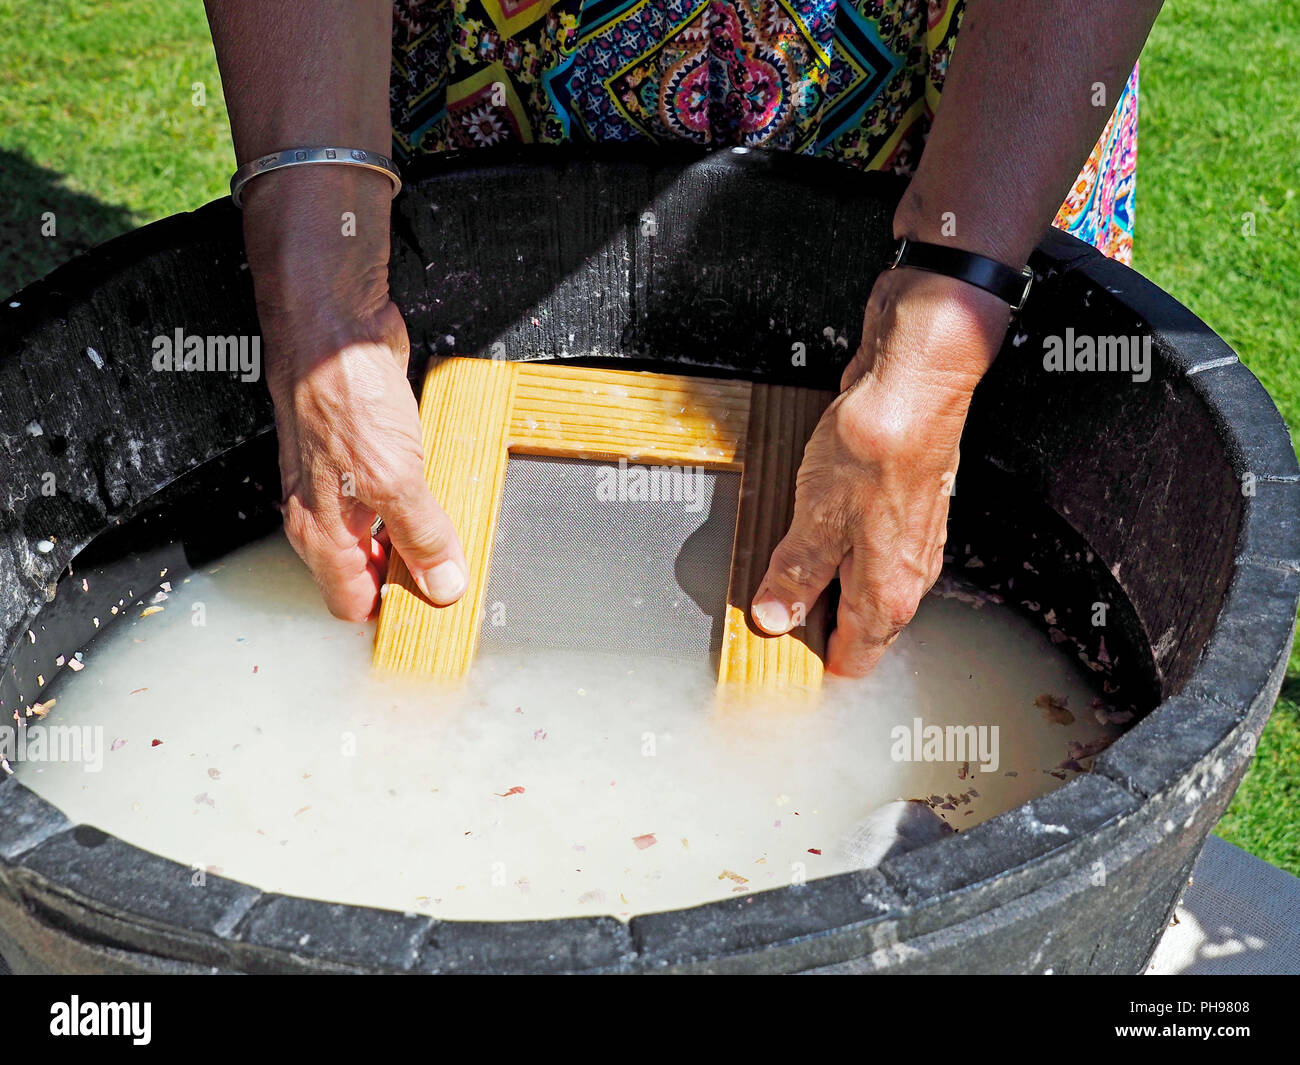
xmin=14 ymin=533 xmax=1123 ymax=921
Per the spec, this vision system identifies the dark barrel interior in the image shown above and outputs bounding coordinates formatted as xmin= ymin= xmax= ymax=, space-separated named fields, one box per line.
xmin=0 ymin=147 xmax=1295 ymax=973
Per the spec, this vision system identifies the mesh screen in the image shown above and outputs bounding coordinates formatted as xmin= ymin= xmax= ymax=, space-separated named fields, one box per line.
xmin=479 ymin=455 xmax=740 ymax=661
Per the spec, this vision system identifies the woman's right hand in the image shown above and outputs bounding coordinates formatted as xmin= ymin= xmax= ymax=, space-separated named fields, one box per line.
xmin=241 ymin=166 xmax=467 ymax=622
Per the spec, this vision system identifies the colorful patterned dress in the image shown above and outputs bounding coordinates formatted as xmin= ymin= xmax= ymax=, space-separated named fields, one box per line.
xmin=390 ymin=0 xmax=1138 ymax=262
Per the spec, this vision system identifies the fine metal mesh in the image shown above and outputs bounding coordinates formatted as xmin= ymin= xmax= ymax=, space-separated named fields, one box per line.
xmin=479 ymin=455 xmax=740 ymax=661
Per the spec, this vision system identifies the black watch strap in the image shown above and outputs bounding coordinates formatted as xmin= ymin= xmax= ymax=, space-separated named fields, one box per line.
xmin=889 ymin=238 xmax=1034 ymax=313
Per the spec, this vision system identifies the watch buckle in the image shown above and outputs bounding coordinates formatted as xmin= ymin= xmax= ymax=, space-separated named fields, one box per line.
xmin=1013 ymin=265 xmax=1034 ymax=314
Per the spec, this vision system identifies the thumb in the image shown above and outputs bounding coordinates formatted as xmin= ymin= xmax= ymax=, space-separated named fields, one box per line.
xmin=373 ymin=470 xmax=468 ymax=607
xmin=750 ymin=518 xmax=844 ymax=636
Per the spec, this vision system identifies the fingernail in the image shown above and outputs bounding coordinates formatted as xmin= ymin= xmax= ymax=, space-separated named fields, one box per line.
xmin=751 ymin=597 xmax=791 ymax=635
xmin=413 ymin=559 xmax=466 ymax=605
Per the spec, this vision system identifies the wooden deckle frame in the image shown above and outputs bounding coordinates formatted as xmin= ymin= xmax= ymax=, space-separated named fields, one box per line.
xmin=373 ymin=356 xmax=831 ymax=691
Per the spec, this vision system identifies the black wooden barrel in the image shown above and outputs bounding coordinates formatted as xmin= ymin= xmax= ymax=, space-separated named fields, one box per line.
xmin=0 ymin=146 xmax=1295 ymax=973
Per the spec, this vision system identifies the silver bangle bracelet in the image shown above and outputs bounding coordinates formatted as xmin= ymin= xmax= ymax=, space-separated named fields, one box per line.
xmin=229 ymin=147 xmax=402 ymax=208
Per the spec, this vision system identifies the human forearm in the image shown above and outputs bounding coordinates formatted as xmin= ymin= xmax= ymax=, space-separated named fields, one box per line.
xmin=896 ymin=0 xmax=1162 ymax=279
xmin=204 ymin=1 xmax=395 ymax=315
xmin=204 ymin=0 xmax=391 ymax=166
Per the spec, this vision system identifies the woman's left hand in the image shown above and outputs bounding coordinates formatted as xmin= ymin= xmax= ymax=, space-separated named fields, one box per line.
xmin=750 ymin=267 xmax=1012 ymax=677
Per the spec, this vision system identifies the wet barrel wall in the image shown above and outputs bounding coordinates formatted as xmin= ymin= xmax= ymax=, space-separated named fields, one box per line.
xmin=0 ymin=148 xmax=1296 ymax=973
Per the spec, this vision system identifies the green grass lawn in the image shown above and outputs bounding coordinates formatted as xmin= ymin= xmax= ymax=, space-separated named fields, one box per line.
xmin=0 ymin=0 xmax=232 ymax=286
xmin=1 ymin=1 xmax=1297 ymax=872
xmin=1135 ymin=0 xmax=1300 ymax=872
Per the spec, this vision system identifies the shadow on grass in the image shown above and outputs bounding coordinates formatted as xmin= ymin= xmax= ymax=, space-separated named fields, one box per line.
xmin=0 ymin=148 xmax=138 ymax=298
